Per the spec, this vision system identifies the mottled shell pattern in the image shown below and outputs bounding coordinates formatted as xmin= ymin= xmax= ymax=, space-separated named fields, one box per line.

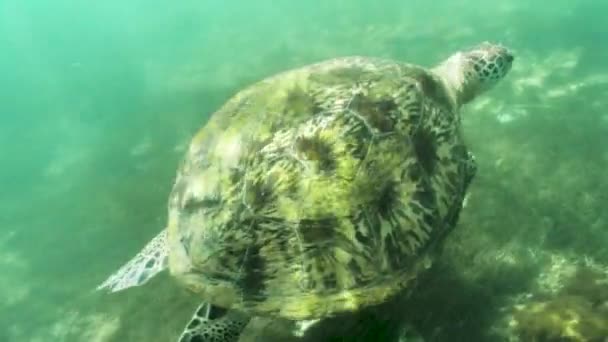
xmin=166 ymin=56 xmax=476 ymax=321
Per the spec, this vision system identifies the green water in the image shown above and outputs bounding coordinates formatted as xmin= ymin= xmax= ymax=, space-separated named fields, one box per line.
xmin=1 ymin=0 xmax=607 ymax=341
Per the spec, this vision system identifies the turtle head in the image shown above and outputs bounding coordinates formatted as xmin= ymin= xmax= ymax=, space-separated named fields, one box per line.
xmin=433 ymin=42 xmax=514 ymax=107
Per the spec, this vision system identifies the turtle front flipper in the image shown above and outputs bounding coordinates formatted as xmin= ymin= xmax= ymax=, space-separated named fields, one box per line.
xmin=96 ymin=229 xmax=168 ymax=292
xmin=178 ymin=302 xmax=250 ymax=342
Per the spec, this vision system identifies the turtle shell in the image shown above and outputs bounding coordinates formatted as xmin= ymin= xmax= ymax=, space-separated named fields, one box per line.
xmin=166 ymin=56 xmax=476 ymax=320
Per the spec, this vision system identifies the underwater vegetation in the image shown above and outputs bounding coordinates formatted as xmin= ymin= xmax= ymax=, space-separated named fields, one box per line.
xmin=507 ymin=263 xmax=608 ymax=342
xmin=510 ymin=296 xmax=608 ymax=341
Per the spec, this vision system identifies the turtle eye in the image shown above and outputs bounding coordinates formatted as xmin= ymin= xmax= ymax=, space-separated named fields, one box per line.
xmin=183 ymin=195 xmax=221 ymax=213
xmin=182 ymin=197 xmax=199 ymax=213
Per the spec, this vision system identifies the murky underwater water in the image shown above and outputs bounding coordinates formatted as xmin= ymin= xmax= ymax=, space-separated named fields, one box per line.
xmin=1 ymin=0 xmax=607 ymax=341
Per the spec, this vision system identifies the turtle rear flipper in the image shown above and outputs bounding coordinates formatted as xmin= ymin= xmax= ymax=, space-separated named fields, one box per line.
xmin=96 ymin=229 xmax=168 ymax=292
xmin=178 ymin=302 xmax=250 ymax=342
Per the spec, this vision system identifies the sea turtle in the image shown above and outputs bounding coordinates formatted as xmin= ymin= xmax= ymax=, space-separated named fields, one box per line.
xmin=97 ymin=42 xmax=514 ymax=341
